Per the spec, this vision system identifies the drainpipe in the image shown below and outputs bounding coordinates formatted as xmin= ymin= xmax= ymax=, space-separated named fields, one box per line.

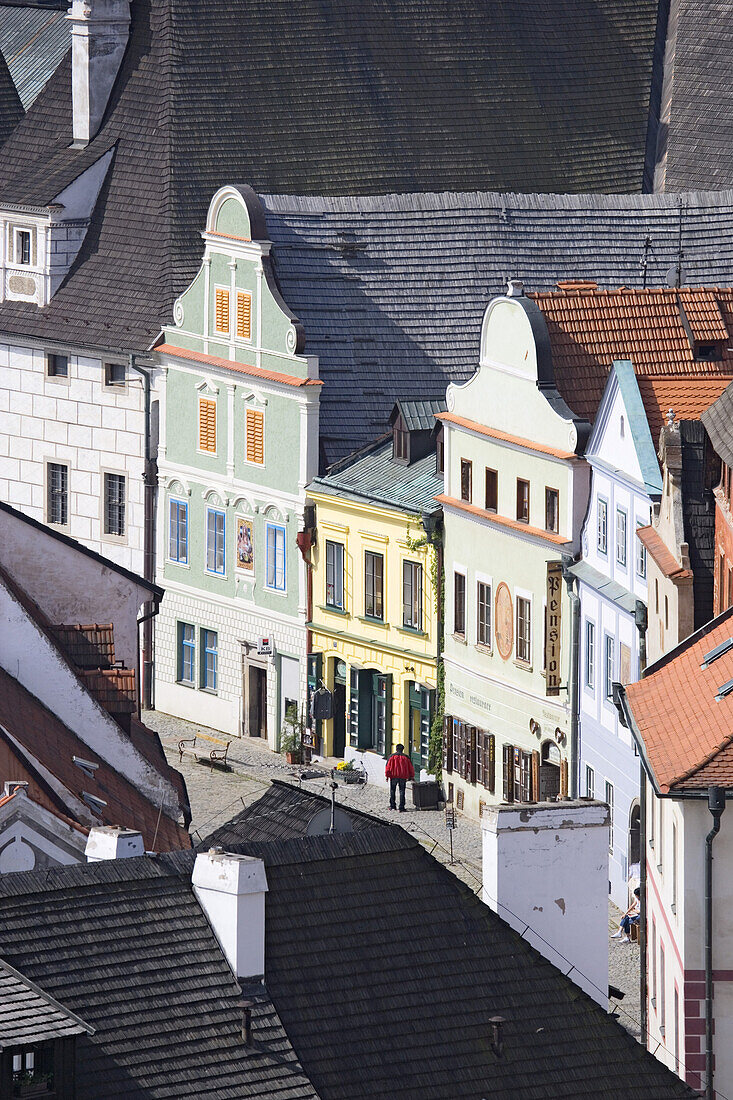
xmin=635 ymin=600 xmax=648 ymax=673
xmin=127 ymin=354 xmax=156 ymax=709
xmin=640 ymin=765 xmax=648 ymax=1043
xmin=135 ymin=604 xmax=158 ymax=719
xmin=705 ymin=786 xmax=726 ymax=1100
xmin=561 ymin=561 xmax=580 ymax=798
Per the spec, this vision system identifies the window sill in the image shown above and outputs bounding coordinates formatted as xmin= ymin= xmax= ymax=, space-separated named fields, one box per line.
xmin=452 ymin=633 xmax=467 ymax=645
xmin=197 ymin=450 xmax=218 ymax=458
xmin=101 ymin=533 xmax=127 ymax=545
xmin=514 ymin=659 xmax=532 ymax=672
xmin=474 ymin=643 xmax=493 ymax=656
xmin=167 ymin=558 xmax=190 ymax=569
xmin=205 ymin=571 xmax=228 ymax=580
xmin=358 ymin=615 xmax=388 ymax=628
xmin=176 ymin=680 xmax=195 ymax=689
xmin=320 ymin=604 xmax=349 ymax=617
xmin=398 ymin=625 xmax=427 ymax=638
xmin=200 ymin=687 xmax=218 ymax=696
xmin=265 ymin=586 xmax=288 ymax=597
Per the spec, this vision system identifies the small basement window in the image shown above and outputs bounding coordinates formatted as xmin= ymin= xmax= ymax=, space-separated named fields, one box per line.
xmin=46 ymin=352 xmax=68 ymax=378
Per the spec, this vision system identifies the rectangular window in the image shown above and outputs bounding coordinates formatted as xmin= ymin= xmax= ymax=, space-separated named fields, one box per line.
xmin=605 ymin=781 xmax=614 ymax=851
xmin=585 ymin=620 xmax=595 ymax=689
xmin=597 ymin=498 xmax=608 ymax=554
xmin=103 ymin=473 xmax=126 ymax=537
xmin=206 ymin=508 xmax=226 ymax=575
xmin=47 ymin=462 xmax=68 ymax=526
xmin=245 ymin=407 xmax=264 ymax=464
xmin=266 ymin=524 xmax=286 ymax=591
xmin=453 ymin=571 xmax=466 ymax=637
xmin=604 ymin=634 xmax=615 ymax=700
xmin=460 ymin=459 xmax=472 ymax=503
xmin=394 ymin=419 xmax=408 ymax=461
xmin=198 ymin=397 xmax=216 ymax=452
xmin=545 ymin=487 xmax=559 ymax=533
xmin=516 ymin=479 xmax=530 ymax=523
xmin=485 ymin=468 xmax=498 ymax=512
xmin=516 ymin=596 xmax=531 ymax=664
xmin=636 ymin=520 xmax=647 ymax=578
xmin=349 ymin=668 xmax=360 ymax=748
xmin=514 ymin=747 xmax=532 ymax=803
xmin=169 ymin=499 xmax=188 ymax=563
xmin=364 ymin=551 xmax=384 ymax=619
xmin=477 ymin=581 xmax=492 ymax=646
xmin=236 ymin=291 xmax=252 ymax=339
xmin=371 ymin=674 xmax=388 ymax=754
xmin=659 ymin=943 xmax=666 ymax=1033
xmin=402 ymin=560 xmax=423 ymax=630
xmin=16 ymin=228 xmax=31 ymax=265
xmin=586 ymin=764 xmax=595 ymax=799
xmin=215 ymin=288 xmax=230 ymax=334
xmin=178 ymin=622 xmax=195 ymax=684
xmin=476 ymin=731 xmax=495 ymax=792
xmin=325 ymin=540 xmax=344 ymax=610
xmin=616 ymin=508 xmax=627 ymax=566
xmin=46 ymin=353 xmax=68 ymax=378
xmin=104 ymin=362 xmax=126 ymax=387
xmin=201 ymin=629 xmax=218 ymax=691
xmin=436 ymin=431 xmax=444 ymax=474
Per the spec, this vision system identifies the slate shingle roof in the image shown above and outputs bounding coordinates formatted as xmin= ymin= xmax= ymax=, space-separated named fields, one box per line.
xmin=0 ymin=2 xmax=69 ymax=109
xmin=311 ymin=437 xmax=443 ymax=515
xmin=0 ymin=25 xmax=21 ymax=145
xmin=0 ymin=958 xmax=92 ymax=1050
xmin=0 ymin=833 xmax=695 ymax=1099
xmin=624 ymin=606 xmax=733 ymax=792
xmin=0 ymin=856 xmax=318 ymax=1099
xmin=264 ymin=191 xmax=733 ymax=463
xmin=201 ymin=780 xmax=388 ymax=848
xmin=701 ymin=379 xmax=733 ymax=467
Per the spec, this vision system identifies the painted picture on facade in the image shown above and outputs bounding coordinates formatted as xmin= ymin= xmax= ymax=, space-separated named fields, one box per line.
xmin=236 ymin=516 xmax=254 ymax=571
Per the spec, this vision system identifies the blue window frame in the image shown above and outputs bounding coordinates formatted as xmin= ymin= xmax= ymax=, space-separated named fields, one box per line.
xmin=266 ymin=523 xmax=286 ymax=591
xmin=178 ymin=622 xmax=195 ymax=684
xmin=201 ymin=629 xmax=218 ymax=691
xmin=206 ymin=508 xmax=225 ymax=574
xmin=169 ymin=499 xmax=188 ymax=563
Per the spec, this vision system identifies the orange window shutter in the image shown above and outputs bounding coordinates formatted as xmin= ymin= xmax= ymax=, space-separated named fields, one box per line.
xmin=246 ymin=409 xmax=264 ymax=464
xmin=215 ymin=288 xmax=229 ymax=334
xmin=199 ymin=399 xmax=216 ymax=452
xmin=237 ymin=292 xmax=252 ymax=339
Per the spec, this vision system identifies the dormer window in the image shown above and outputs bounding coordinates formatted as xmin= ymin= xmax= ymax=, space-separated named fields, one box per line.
xmin=15 ymin=229 xmax=31 ymax=265
xmin=393 ymin=414 xmax=409 ymax=463
xmin=695 ymin=342 xmax=723 ymax=362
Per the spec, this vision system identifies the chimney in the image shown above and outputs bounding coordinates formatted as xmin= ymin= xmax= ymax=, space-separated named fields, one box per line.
xmin=192 ymin=849 xmax=269 ymax=979
xmin=482 ymin=801 xmax=609 ymax=1007
xmin=85 ymin=825 xmax=144 ymax=861
xmin=68 ymin=0 xmax=131 ymax=146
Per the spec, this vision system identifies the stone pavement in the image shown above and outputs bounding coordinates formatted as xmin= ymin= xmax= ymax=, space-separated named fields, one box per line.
xmin=146 ymin=709 xmax=642 ymax=1040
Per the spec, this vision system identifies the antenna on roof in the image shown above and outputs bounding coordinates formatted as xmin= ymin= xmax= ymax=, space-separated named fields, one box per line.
xmin=701 ymin=637 xmax=733 ymax=669
xmin=640 ymin=235 xmax=651 ymax=289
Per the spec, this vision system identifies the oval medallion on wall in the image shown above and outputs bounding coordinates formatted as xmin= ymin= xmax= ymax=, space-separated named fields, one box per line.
xmin=495 ymin=582 xmax=513 ymax=660
xmin=8 ymin=275 xmax=36 ymax=297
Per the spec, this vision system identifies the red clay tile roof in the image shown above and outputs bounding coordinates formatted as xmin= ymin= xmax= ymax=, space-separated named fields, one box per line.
xmin=635 ymin=377 xmax=733 ymax=447
xmin=528 ymin=287 xmax=733 ymax=424
xmin=436 ymin=412 xmax=577 ymax=460
xmin=625 ymin=607 xmax=733 ymax=792
xmin=51 ymin=624 xmax=116 ymax=669
xmin=0 ymin=668 xmax=191 ymax=851
xmin=636 ymin=525 xmax=693 ymax=581
xmin=435 ymin=493 xmax=571 ymax=547
xmin=77 ymin=669 xmax=136 ymax=715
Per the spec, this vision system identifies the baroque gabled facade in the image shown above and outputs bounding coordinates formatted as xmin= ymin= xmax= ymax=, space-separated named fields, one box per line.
xmin=154 ymin=185 xmax=320 ymax=745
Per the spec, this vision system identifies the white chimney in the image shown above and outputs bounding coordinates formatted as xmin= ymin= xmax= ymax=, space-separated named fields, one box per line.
xmin=85 ymin=825 xmax=144 ymax=861
xmin=482 ymin=800 xmax=609 ymax=1007
xmin=506 ymin=278 xmax=524 ymax=298
xmin=68 ymin=0 xmax=131 ymax=146
xmin=192 ymin=849 xmax=269 ymax=979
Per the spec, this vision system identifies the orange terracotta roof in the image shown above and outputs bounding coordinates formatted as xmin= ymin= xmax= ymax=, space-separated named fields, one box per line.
xmin=636 ymin=376 xmax=733 ymax=444
xmin=625 ymin=607 xmax=733 ymax=792
xmin=636 ymin=525 xmax=693 ymax=581
xmin=51 ymin=624 xmax=116 ymax=669
xmin=0 ymin=668 xmax=191 ymax=851
xmin=155 ymin=342 xmax=322 ymax=387
xmin=435 ymin=493 xmax=570 ymax=546
xmin=528 ymin=286 xmax=733 ymax=424
xmin=77 ymin=668 xmax=136 ymax=715
xmin=436 ymin=411 xmax=577 ymax=460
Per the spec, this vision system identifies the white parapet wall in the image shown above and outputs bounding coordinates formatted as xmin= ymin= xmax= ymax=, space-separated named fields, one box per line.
xmin=482 ymin=799 xmax=610 ymax=1007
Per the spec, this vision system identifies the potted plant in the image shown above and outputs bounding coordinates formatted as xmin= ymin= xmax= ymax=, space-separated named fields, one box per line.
xmin=280 ymin=704 xmax=302 ymax=765
xmin=331 ymin=759 xmax=362 ymax=784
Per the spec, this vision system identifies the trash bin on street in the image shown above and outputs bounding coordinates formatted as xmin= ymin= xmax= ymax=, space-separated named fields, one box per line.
xmin=412 ymin=780 xmax=440 ymax=809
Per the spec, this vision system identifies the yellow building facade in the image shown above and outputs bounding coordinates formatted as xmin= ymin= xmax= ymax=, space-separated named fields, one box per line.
xmin=307 ymin=415 xmax=443 ymax=783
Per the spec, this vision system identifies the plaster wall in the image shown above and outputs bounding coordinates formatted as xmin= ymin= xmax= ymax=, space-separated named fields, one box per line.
xmin=0 ymin=340 xmax=148 ymax=575
xmin=0 ymin=792 xmax=86 ymax=872
xmin=482 ymin=800 xmax=610 ymax=1006
xmin=713 ymin=493 xmax=733 ymax=616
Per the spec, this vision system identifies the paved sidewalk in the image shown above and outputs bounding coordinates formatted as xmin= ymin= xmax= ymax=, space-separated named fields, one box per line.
xmin=146 ymin=708 xmax=641 ymax=1039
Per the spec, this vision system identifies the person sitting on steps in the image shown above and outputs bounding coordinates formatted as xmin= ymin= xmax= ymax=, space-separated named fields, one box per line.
xmin=385 ymin=743 xmax=415 ymax=812
xmin=611 ymin=887 xmax=641 ymax=943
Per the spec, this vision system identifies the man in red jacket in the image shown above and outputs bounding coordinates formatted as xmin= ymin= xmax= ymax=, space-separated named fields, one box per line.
xmin=385 ymin=743 xmax=415 ymax=812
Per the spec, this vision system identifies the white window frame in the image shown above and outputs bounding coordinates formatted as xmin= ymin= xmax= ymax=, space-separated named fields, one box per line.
xmin=605 ymin=780 xmax=614 ymax=852
xmin=101 ymin=470 xmax=127 ymax=542
xmin=585 ymin=619 xmax=595 ymax=690
xmin=597 ymin=497 xmax=608 ymax=555
xmin=452 ymin=566 xmax=466 ymax=639
xmin=515 ymin=588 xmax=532 ymax=666
xmin=103 ymin=362 xmax=127 ymax=390
xmin=604 ymin=633 xmax=615 ymax=700
xmin=45 ymin=459 xmax=69 ymax=529
xmin=205 ymin=507 xmax=226 ymax=576
xmin=476 ymin=572 xmax=493 ymax=649
xmin=402 ymin=559 xmax=423 ymax=631
xmin=586 ymin=764 xmax=595 ymax=799
xmin=45 ymin=351 xmax=69 ymax=383
xmin=168 ymin=498 xmax=189 ymax=565
xmin=616 ymin=507 xmax=627 ymax=567
xmin=325 ymin=539 xmax=344 ymax=610
xmin=265 ymin=522 xmax=286 ymax=593
xmin=636 ymin=518 xmax=647 ymax=578
xmin=13 ymin=225 xmax=34 ymax=266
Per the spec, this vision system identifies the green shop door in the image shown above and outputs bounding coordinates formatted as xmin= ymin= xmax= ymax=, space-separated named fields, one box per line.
xmin=408 ymin=684 xmax=433 ymax=771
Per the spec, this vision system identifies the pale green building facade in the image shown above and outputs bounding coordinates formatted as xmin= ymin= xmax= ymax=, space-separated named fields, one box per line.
xmin=154 ymin=185 xmax=320 ymax=746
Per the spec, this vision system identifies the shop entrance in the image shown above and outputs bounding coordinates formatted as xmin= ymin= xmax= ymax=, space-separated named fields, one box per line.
xmin=332 ymin=659 xmax=347 ymax=758
xmin=408 ymin=683 xmax=433 ymax=772
xmin=243 ymin=657 xmax=267 ymax=738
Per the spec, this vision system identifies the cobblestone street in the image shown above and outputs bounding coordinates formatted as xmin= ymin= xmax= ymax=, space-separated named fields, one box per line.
xmin=146 ymin=709 xmax=641 ymax=1040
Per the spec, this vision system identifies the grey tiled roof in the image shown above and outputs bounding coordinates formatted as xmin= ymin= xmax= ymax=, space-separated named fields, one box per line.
xmin=570 ymin=560 xmax=638 ymax=616
xmin=0 ymin=958 xmax=92 ymax=1050
xmin=396 ymin=399 xmax=446 ymax=432
xmin=311 ymin=437 xmax=443 ymax=515
xmin=0 ymin=3 xmax=69 ymax=108
xmin=264 ymin=190 xmax=733 ymax=463
xmin=701 ymin=379 xmax=733 ymax=467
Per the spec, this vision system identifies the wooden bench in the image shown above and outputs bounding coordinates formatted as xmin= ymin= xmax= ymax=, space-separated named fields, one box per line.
xmin=178 ymin=736 xmax=231 ymax=771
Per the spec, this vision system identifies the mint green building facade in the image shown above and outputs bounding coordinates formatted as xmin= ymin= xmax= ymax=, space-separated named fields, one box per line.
xmin=154 ymin=185 xmax=320 ymax=746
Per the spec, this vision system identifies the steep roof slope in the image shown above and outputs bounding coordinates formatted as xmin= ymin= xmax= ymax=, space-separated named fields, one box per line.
xmin=0 ymin=957 xmax=92 ymax=1049
xmin=0 ymin=2 xmax=69 ymax=109
xmin=0 ymin=857 xmax=318 ymax=1099
xmin=0 ymin=0 xmax=671 ymax=357
xmin=263 ymin=193 xmax=733 ymax=462
xmin=0 ymin=26 xmax=21 ymax=143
